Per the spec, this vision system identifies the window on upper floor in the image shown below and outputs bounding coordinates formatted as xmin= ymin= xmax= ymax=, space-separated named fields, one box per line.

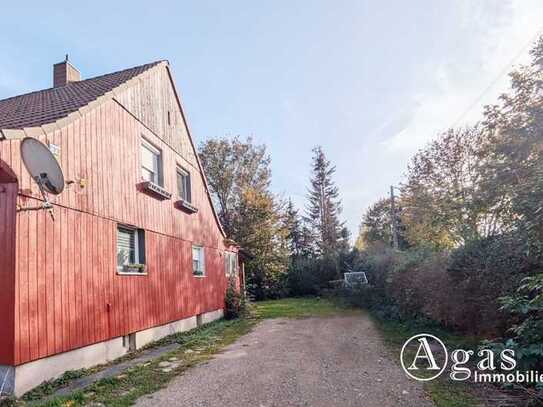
xmin=141 ymin=140 xmax=163 ymax=186
xmin=176 ymin=166 xmax=191 ymax=203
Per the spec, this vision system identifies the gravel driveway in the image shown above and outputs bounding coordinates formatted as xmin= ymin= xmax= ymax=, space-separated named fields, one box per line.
xmin=135 ymin=315 xmax=433 ymax=406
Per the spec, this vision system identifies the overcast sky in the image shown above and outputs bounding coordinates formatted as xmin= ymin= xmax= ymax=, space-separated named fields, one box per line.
xmin=1 ymin=1 xmax=542 ymax=237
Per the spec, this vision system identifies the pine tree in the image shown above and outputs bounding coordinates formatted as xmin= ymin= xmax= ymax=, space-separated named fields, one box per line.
xmin=305 ymin=146 xmax=346 ymax=255
xmin=284 ymin=199 xmax=313 ymax=258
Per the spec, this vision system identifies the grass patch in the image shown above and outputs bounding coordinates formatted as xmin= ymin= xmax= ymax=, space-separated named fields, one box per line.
xmin=424 ymin=380 xmax=479 ymax=407
xmin=22 ymin=369 xmax=90 ymax=402
xmin=372 ymin=317 xmax=480 ymax=351
xmin=252 ymin=297 xmax=359 ymax=319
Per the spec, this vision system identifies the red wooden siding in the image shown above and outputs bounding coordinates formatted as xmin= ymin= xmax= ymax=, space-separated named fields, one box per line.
xmin=0 ymin=179 xmax=17 ymax=365
xmin=0 ymin=66 xmax=234 ymax=366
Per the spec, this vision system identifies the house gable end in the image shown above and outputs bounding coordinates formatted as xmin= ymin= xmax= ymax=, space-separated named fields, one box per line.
xmin=113 ymin=64 xmax=225 ymax=237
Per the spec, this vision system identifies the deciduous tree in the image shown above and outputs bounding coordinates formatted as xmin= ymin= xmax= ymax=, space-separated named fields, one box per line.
xmin=358 ymin=198 xmax=408 ymax=249
xmin=199 ymin=136 xmax=271 ymax=236
xmin=401 ymin=126 xmax=502 ymax=249
xmin=482 ymin=36 xmax=543 ymax=246
xmin=199 ymin=136 xmax=288 ymax=299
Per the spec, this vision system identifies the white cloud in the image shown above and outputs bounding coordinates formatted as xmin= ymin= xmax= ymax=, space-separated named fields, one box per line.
xmin=383 ymin=0 xmax=543 ymax=155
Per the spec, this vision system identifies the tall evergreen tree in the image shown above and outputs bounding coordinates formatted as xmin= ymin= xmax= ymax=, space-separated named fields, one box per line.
xmin=284 ymin=199 xmax=313 ymax=258
xmin=305 ymin=146 xmax=346 ymax=255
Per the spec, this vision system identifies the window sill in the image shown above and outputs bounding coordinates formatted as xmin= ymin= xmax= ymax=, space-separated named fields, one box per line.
xmin=138 ymin=181 xmax=172 ymax=200
xmin=117 ymin=271 xmax=149 ymax=276
xmin=193 ymin=274 xmax=206 ymax=278
xmin=174 ymin=199 xmax=198 ymax=214
xmin=118 ymin=264 xmax=147 ymax=275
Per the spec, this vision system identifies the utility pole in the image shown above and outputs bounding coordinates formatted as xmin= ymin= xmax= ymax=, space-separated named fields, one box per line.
xmin=390 ymin=185 xmax=399 ymax=250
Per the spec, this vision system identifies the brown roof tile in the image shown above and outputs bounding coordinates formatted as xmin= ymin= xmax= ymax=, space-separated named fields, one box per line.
xmin=0 ymin=61 xmax=163 ymax=130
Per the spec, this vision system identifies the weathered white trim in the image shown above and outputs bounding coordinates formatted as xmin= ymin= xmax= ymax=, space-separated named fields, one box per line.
xmin=22 ymin=127 xmax=45 ymax=137
xmin=1 ymin=129 xmax=25 ymax=139
xmin=9 ymin=308 xmax=224 ymax=397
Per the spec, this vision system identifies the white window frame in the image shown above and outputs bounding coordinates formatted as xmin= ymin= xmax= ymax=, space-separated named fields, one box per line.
xmin=141 ymin=139 xmax=163 ymax=186
xmin=176 ymin=165 xmax=191 ymax=202
xmin=225 ymin=252 xmax=238 ymax=277
xmin=117 ymin=226 xmax=145 ymax=274
xmin=192 ymin=245 xmax=205 ymax=277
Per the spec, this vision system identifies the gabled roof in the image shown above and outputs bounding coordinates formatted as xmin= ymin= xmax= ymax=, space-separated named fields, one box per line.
xmin=0 ymin=61 xmax=162 ymax=130
xmin=0 ymin=59 xmax=227 ymax=238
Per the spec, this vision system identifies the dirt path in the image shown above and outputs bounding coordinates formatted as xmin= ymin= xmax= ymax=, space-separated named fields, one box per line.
xmin=135 ymin=315 xmax=433 ymax=407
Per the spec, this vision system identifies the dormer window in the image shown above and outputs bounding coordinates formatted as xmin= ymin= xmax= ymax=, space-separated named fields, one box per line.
xmin=141 ymin=139 xmax=163 ymax=186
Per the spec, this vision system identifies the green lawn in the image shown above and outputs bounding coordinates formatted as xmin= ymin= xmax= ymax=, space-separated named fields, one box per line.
xmin=252 ymin=297 xmax=361 ymax=319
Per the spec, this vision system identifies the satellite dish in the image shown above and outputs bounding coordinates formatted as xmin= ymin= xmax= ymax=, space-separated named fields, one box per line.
xmin=21 ymin=137 xmax=65 ymax=195
xmin=19 ymin=137 xmax=65 ymax=220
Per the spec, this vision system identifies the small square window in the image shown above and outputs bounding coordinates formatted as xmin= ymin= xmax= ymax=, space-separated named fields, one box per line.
xmin=192 ymin=245 xmax=205 ymax=276
xmin=117 ymin=226 xmax=146 ymax=274
xmin=177 ymin=166 xmax=191 ymax=203
xmin=141 ymin=140 xmax=163 ymax=186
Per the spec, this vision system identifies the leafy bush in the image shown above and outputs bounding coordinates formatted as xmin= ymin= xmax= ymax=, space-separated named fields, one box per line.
xmin=349 ymin=246 xmax=443 ymax=322
xmin=286 ymin=255 xmax=339 ymax=297
xmin=224 ymin=277 xmax=246 ymax=320
xmin=485 ymin=274 xmax=543 ymax=371
xmin=245 ymin=260 xmax=288 ymax=300
xmin=339 ymin=237 xmax=542 ymax=336
xmin=447 ymin=232 xmax=541 ymax=335
xmin=286 ymin=257 xmax=321 ymax=296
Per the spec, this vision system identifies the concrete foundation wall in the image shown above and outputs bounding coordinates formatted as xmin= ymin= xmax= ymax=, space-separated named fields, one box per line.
xmin=201 ymin=309 xmax=224 ymax=325
xmin=14 ymin=336 xmax=126 ymax=397
xmin=135 ymin=316 xmax=197 ymax=349
xmin=10 ymin=308 xmax=224 ymax=397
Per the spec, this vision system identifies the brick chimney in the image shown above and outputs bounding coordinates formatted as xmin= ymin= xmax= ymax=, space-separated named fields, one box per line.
xmin=53 ymin=55 xmax=80 ymax=87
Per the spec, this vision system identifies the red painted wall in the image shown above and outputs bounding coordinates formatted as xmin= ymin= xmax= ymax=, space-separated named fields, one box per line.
xmin=0 ymin=95 xmax=234 ymax=366
xmin=0 ymin=177 xmax=17 ymax=365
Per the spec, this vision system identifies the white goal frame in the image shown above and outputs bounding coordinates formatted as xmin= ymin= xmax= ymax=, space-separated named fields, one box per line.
xmin=344 ymin=272 xmax=368 ymax=287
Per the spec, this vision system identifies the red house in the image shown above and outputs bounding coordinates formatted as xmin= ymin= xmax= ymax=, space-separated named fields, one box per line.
xmin=0 ymin=59 xmax=242 ymax=396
